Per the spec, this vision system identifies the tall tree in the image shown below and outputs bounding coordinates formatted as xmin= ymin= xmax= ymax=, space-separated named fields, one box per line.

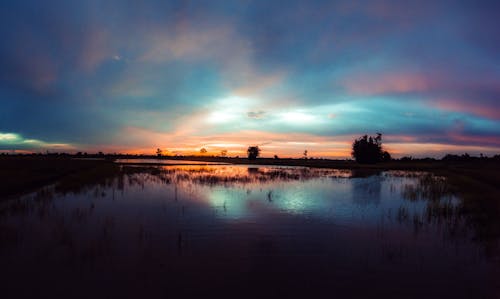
xmin=247 ymin=146 xmax=261 ymax=160
xmin=352 ymin=133 xmax=389 ymax=164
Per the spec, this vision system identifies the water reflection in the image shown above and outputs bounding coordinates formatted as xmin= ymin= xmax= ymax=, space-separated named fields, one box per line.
xmin=351 ymin=175 xmax=382 ymax=206
xmin=0 ymin=165 xmax=498 ymax=298
xmin=115 ymin=158 xmax=229 ymax=165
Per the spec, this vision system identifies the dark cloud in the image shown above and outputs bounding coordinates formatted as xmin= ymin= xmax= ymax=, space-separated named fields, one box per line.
xmin=247 ymin=111 xmax=266 ymax=119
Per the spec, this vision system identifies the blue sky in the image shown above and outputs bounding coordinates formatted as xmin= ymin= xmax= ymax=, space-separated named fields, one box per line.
xmin=1 ymin=0 xmax=499 ymax=157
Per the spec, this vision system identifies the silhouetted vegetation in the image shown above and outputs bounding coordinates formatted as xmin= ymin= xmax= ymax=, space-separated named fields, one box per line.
xmin=441 ymin=153 xmax=490 ymax=162
xmin=0 ymin=157 xmax=119 ymax=198
xmin=247 ymin=146 xmax=261 ymax=160
xmin=351 ymin=133 xmax=391 ymax=164
xmin=381 ymin=151 xmax=391 ymax=162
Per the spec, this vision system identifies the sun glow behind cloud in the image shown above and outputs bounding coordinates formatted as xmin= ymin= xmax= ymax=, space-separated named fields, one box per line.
xmin=279 ymin=111 xmax=317 ymax=124
xmin=0 ymin=1 xmax=499 ymax=157
xmin=206 ymin=96 xmax=254 ymax=124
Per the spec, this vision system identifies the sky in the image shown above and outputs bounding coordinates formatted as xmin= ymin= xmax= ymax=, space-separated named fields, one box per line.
xmin=1 ymin=0 xmax=499 ymax=158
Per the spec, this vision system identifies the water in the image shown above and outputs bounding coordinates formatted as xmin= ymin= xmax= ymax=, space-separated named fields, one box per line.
xmin=114 ymin=158 xmax=229 ymax=165
xmin=0 ymin=165 xmax=498 ymax=298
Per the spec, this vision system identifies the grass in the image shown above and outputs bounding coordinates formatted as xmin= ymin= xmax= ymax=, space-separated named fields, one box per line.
xmin=0 ymin=157 xmax=119 ymax=199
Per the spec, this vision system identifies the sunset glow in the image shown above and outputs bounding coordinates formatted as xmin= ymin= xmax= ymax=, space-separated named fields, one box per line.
xmin=1 ymin=1 xmax=499 ymax=158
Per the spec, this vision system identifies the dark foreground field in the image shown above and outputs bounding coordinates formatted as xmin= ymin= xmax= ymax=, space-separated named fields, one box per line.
xmin=0 ymin=157 xmax=120 ymax=199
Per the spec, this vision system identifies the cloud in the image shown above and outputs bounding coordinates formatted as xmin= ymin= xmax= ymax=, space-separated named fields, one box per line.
xmin=338 ymin=69 xmax=500 ymax=120
xmin=0 ymin=132 xmax=73 ymax=151
xmin=78 ymin=28 xmax=113 ymax=72
xmin=0 ymin=1 xmax=499 ymax=157
xmin=247 ymin=111 xmax=266 ymax=119
xmin=433 ymin=98 xmax=500 ymax=120
xmin=340 ymin=72 xmax=431 ymax=95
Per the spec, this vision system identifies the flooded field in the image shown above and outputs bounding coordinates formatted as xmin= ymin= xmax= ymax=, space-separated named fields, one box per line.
xmin=0 ymin=165 xmax=498 ymax=298
xmin=114 ymin=158 xmax=229 ymax=165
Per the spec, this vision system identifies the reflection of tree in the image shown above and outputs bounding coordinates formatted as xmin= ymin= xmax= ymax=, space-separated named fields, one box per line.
xmin=351 ymin=169 xmax=382 ymax=178
xmin=247 ymin=167 xmax=260 ymax=175
xmin=351 ymin=175 xmax=382 ymax=206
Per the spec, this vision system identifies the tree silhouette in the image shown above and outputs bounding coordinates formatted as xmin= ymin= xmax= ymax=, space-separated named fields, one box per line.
xmin=220 ymin=149 xmax=228 ymax=157
xmin=381 ymin=151 xmax=392 ymax=162
xmin=247 ymin=146 xmax=261 ymax=160
xmin=352 ymin=133 xmax=390 ymax=164
xmin=200 ymin=148 xmax=207 ymax=155
xmin=156 ymin=148 xmax=163 ymax=157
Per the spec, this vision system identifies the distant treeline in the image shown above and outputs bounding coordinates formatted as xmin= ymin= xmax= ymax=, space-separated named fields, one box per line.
xmin=1 ymin=151 xmax=500 ymax=162
xmin=398 ymin=153 xmax=500 ymax=162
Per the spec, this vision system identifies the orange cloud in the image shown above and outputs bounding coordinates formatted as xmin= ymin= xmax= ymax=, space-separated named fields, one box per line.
xmin=102 ymin=126 xmax=354 ymax=158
